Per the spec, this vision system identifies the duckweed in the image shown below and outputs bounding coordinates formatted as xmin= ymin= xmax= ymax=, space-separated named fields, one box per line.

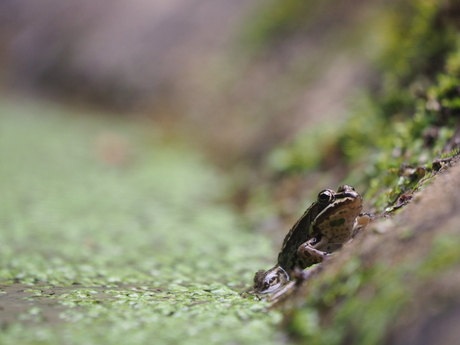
xmin=0 ymin=99 xmax=284 ymax=345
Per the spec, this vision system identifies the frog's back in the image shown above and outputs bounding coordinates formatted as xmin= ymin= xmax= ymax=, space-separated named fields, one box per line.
xmin=276 ymin=204 xmax=320 ymax=272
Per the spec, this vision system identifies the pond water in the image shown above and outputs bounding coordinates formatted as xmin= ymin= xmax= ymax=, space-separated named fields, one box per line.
xmin=0 ymin=99 xmax=285 ymax=345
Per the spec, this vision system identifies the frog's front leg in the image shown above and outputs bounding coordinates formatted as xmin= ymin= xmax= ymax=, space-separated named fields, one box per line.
xmin=296 ymin=239 xmax=331 ymax=264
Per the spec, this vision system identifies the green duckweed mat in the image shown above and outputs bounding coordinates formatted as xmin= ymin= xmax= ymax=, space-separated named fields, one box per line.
xmin=0 ymin=99 xmax=284 ymax=345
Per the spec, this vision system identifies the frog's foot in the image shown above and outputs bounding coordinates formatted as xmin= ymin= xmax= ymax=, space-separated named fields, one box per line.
xmin=296 ymin=241 xmax=331 ymax=264
xmin=352 ymin=212 xmax=374 ymax=237
xmin=292 ymin=263 xmax=326 ymax=282
xmin=268 ymin=280 xmax=296 ymax=304
xmin=268 ymin=265 xmax=326 ymax=304
xmin=240 ymin=284 xmax=257 ymax=297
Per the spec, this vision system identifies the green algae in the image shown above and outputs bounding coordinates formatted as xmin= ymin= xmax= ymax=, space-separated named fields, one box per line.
xmin=0 ymin=99 xmax=284 ymax=345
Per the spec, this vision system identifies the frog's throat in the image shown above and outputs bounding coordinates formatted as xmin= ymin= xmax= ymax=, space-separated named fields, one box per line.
xmin=254 ymin=266 xmax=290 ymax=294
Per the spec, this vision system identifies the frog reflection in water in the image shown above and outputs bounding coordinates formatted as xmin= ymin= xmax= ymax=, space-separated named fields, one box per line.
xmin=252 ymin=185 xmax=370 ymax=294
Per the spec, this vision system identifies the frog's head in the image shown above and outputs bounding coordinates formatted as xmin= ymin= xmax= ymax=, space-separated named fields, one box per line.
xmin=253 ymin=266 xmax=289 ymax=294
xmin=312 ymin=184 xmax=363 ymax=243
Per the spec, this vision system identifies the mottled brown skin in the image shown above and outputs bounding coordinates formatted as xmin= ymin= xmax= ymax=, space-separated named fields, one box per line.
xmin=252 ymin=185 xmax=368 ymax=294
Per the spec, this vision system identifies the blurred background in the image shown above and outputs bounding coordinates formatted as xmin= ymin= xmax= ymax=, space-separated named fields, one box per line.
xmin=0 ymin=0 xmax=382 ymax=166
xmin=2 ymin=0 xmax=459 ymax=247
xmin=0 ymin=0 xmax=459 ymax=245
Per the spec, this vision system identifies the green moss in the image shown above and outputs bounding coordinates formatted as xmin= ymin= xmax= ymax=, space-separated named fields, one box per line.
xmin=418 ymin=234 xmax=460 ymax=278
xmin=280 ymin=1 xmax=460 ymax=343
xmin=377 ymin=0 xmax=457 ymax=85
xmin=280 ymin=4 xmax=459 ymax=211
xmin=446 ymin=37 xmax=460 ymax=75
xmin=261 ymin=0 xmax=459 ymax=196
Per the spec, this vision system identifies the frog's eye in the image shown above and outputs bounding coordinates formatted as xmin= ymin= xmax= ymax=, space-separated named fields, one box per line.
xmin=263 ymin=276 xmax=279 ymax=290
xmin=317 ymin=190 xmax=334 ymax=204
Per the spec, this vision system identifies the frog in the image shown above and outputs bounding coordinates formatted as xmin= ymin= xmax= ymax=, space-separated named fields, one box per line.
xmin=251 ymin=185 xmax=370 ymax=294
